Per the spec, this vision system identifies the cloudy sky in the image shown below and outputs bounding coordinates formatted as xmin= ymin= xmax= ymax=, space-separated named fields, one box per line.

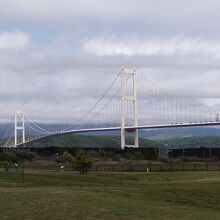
xmin=1 ymin=0 xmax=220 ymax=123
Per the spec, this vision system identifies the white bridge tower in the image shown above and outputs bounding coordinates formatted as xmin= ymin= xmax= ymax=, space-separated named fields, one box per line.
xmin=14 ymin=110 xmax=25 ymax=146
xmin=120 ymin=67 xmax=139 ymax=150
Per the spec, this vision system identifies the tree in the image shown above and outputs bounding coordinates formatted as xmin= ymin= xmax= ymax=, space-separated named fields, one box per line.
xmin=2 ymin=149 xmax=37 ymax=163
xmin=0 ymin=161 xmax=12 ymax=173
xmin=72 ymin=150 xmax=92 ymax=174
xmin=58 ymin=151 xmax=74 ymax=163
xmin=0 ymin=149 xmax=37 ymax=173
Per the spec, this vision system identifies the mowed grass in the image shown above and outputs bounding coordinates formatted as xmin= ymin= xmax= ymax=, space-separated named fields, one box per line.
xmin=0 ymin=171 xmax=220 ymax=220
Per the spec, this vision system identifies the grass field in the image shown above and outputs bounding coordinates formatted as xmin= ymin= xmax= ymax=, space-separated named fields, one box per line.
xmin=0 ymin=171 xmax=220 ymax=220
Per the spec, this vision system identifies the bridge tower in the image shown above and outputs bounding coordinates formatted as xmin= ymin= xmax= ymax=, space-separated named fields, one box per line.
xmin=120 ymin=67 xmax=139 ymax=150
xmin=14 ymin=110 xmax=25 ymax=146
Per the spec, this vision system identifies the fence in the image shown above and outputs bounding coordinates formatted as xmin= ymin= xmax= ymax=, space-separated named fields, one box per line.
xmin=91 ymin=163 xmax=220 ymax=172
xmin=0 ymin=167 xmax=24 ymax=183
xmin=24 ymin=162 xmax=220 ymax=172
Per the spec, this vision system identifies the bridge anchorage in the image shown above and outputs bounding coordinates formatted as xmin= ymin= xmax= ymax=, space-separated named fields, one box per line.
xmin=1 ymin=67 xmax=220 ymax=149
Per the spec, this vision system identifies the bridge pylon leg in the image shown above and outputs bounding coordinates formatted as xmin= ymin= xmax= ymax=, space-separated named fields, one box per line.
xmin=120 ymin=67 xmax=139 ymax=150
xmin=14 ymin=110 xmax=25 ymax=147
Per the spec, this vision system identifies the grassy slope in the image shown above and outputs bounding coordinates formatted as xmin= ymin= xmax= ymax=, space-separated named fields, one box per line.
xmin=0 ymin=171 xmax=220 ymax=220
xmin=29 ymin=134 xmax=164 ymax=148
xmin=28 ymin=134 xmax=220 ymax=149
xmin=161 ymin=136 xmax=220 ymax=148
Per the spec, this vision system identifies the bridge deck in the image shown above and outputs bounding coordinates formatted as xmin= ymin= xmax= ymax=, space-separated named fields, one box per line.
xmin=15 ymin=121 xmax=220 ymax=147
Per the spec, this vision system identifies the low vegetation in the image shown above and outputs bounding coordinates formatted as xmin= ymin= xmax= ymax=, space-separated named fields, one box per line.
xmin=0 ymin=171 xmax=220 ymax=220
xmin=0 ymin=149 xmax=37 ymax=172
xmin=72 ymin=149 xmax=92 ymax=174
xmin=26 ymin=134 xmax=164 ymax=149
xmin=162 ymin=136 xmax=220 ymax=148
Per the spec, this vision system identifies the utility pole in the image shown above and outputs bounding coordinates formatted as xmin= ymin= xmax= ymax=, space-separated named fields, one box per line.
xmin=120 ymin=67 xmax=139 ymax=150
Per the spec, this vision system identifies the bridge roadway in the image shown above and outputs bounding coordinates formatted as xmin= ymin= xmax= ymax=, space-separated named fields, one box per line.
xmin=16 ymin=121 xmax=220 ymax=147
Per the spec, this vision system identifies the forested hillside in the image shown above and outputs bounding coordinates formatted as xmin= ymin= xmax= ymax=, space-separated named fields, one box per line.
xmin=27 ymin=135 xmax=164 ymax=148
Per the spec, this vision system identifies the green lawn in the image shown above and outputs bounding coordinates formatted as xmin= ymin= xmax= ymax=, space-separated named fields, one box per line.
xmin=0 ymin=171 xmax=220 ymax=220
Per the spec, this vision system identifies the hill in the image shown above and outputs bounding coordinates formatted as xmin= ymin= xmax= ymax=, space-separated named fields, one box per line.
xmin=26 ymin=134 xmax=164 ymax=149
xmin=81 ymin=127 xmax=220 ymax=139
xmin=160 ymin=136 xmax=220 ymax=149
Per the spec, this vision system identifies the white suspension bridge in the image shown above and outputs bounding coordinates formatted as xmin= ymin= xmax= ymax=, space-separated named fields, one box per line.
xmin=1 ymin=67 xmax=220 ymax=150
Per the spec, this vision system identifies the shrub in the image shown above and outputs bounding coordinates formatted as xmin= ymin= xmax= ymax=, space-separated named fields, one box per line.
xmin=0 ymin=149 xmax=38 ymax=172
xmin=124 ymin=151 xmax=145 ymax=160
xmin=111 ymin=154 xmax=121 ymax=161
xmin=158 ymin=158 xmax=170 ymax=163
xmin=98 ymin=149 xmax=108 ymax=160
xmin=3 ymin=149 xmax=37 ymax=163
xmin=87 ymin=150 xmax=100 ymax=162
xmin=175 ymin=156 xmax=218 ymax=163
xmin=14 ymin=150 xmax=37 ymax=162
xmin=173 ymin=158 xmax=183 ymax=164
xmin=58 ymin=151 xmax=74 ymax=163
xmin=0 ymin=161 xmax=12 ymax=173
xmin=72 ymin=150 xmax=92 ymax=174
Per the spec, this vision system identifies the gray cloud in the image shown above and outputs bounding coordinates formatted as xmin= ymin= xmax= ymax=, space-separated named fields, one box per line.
xmin=0 ymin=1 xmax=220 ymax=123
xmin=84 ymin=36 xmax=220 ymax=57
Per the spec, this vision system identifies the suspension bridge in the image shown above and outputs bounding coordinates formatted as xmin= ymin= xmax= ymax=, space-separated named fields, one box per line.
xmin=1 ymin=67 xmax=220 ymax=149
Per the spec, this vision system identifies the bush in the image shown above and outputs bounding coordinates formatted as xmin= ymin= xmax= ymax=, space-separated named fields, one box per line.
xmin=158 ymin=158 xmax=170 ymax=163
xmin=173 ymin=158 xmax=183 ymax=164
xmin=124 ymin=151 xmax=145 ymax=160
xmin=0 ymin=161 xmax=12 ymax=173
xmin=98 ymin=149 xmax=108 ymax=160
xmin=72 ymin=150 xmax=92 ymax=174
xmin=0 ymin=149 xmax=38 ymax=172
xmin=87 ymin=150 xmax=100 ymax=162
xmin=14 ymin=150 xmax=37 ymax=162
xmin=111 ymin=154 xmax=121 ymax=161
xmin=2 ymin=149 xmax=37 ymax=163
xmin=179 ymin=156 xmax=218 ymax=162
xmin=58 ymin=151 xmax=74 ymax=163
